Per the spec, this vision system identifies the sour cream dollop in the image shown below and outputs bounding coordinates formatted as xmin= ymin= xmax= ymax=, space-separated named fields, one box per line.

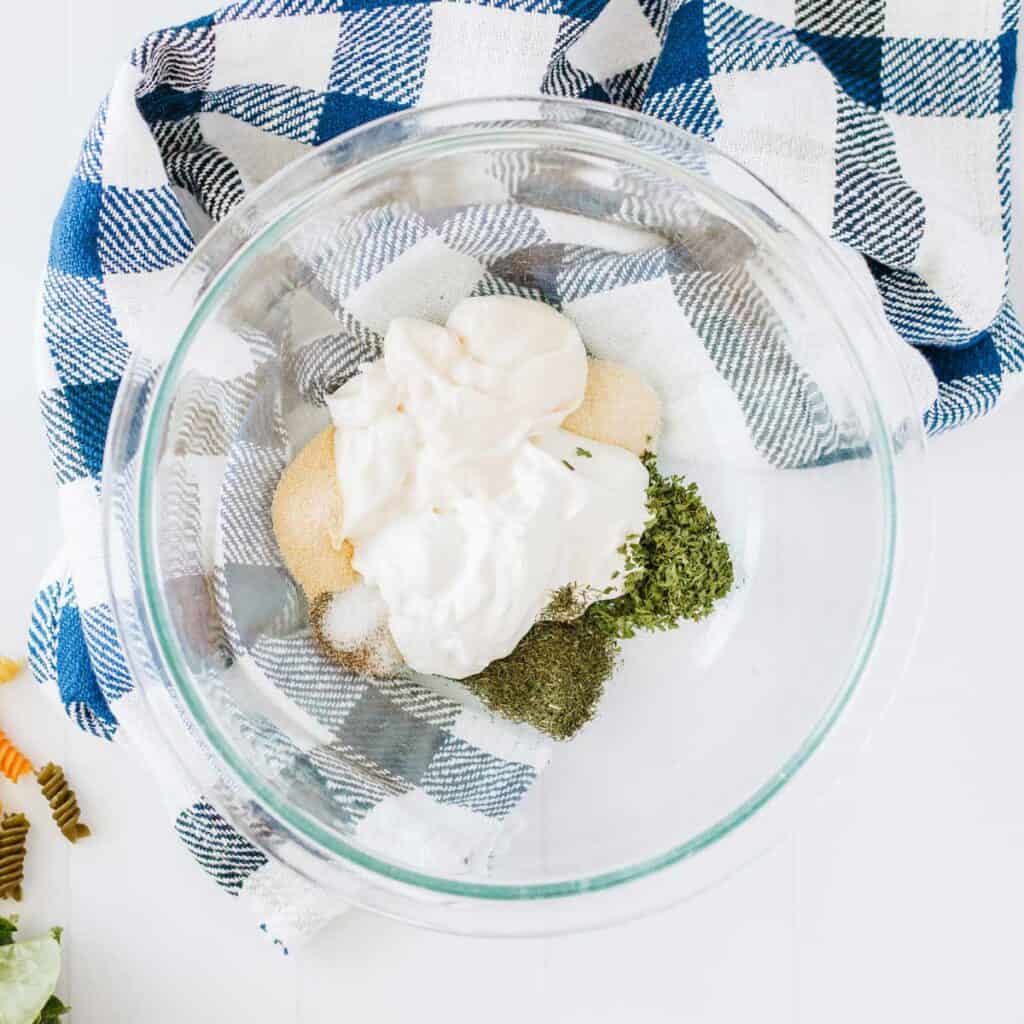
xmin=327 ymin=296 xmax=649 ymax=679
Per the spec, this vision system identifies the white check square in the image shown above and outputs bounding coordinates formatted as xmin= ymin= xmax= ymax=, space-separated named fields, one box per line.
xmin=887 ymin=112 xmax=1004 ymax=331
xmin=59 ymin=478 xmax=108 ymax=611
xmin=345 ymin=234 xmax=484 ymax=335
xmin=103 ymin=66 xmax=169 ymax=190
xmin=884 ymin=0 xmax=1001 ymax=40
xmin=419 ymin=5 xmax=561 ymax=106
xmin=567 ymin=0 xmax=661 ymax=81
xmin=210 ymin=13 xmax=341 ymax=93
xmin=712 ymin=61 xmax=837 ymax=236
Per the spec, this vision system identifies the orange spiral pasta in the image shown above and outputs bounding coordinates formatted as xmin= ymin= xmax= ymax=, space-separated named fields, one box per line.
xmin=0 ymin=728 xmax=33 ymax=783
xmin=0 ymin=657 xmax=22 ymax=684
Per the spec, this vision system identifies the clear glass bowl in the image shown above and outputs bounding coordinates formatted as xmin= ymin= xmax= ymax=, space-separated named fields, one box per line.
xmin=103 ymin=98 xmax=931 ymax=936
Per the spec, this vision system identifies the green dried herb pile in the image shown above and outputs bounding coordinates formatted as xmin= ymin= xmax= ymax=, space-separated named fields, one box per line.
xmin=586 ymin=453 xmax=734 ymax=639
xmin=463 ymin=616 xmax=618 ymax=741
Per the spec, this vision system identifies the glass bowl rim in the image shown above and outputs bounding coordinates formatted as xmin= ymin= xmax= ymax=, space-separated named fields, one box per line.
xmin=128 ymin=96 xmax=902 ymax=902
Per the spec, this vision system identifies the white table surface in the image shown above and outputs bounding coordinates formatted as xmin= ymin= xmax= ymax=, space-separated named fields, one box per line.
xmin=2 ymin=4 xmax=1023 ymax=1021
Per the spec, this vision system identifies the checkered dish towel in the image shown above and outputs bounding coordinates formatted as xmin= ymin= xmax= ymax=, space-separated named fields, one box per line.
xmin=29 ymin=0 xmax=1024 ymax=949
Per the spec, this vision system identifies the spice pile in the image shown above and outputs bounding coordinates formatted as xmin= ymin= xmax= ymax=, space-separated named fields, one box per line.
xmin=588 ymin=453 xmax=735 ymax=638
xmin=310 ymin=583 xmax=404 ymax=679
xmin=464 ymin=453 xmax=733 ymax=739
xmin=463 ymin=615 xmax=618 ymax=741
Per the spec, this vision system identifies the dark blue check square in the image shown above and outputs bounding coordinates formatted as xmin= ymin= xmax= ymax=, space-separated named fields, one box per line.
xmin=63 ymin=379 xmax=121 ymax=480
xmin=49 ymin=176 xmax=104 ymax=279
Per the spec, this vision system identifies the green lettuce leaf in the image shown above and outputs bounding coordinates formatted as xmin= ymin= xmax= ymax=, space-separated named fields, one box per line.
xmin=33 ymin=996 xmax=69 ymax=1024
xmin=0 ymin=935 xmax=61 ymax=1024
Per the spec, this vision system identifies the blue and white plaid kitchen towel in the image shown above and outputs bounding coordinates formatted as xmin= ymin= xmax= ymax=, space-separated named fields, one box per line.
xmin=29 ymin=0 xmax=1024 ymax=948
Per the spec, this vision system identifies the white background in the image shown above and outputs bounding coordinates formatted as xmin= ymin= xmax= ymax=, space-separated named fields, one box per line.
xmin=2 ymin=3 xmax=1023 ymax=1021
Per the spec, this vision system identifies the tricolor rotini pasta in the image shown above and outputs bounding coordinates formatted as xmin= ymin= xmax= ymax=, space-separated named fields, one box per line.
xmin=0 ymin=728 xmax=32 ymax=783
xmin=37 ymin=763 xmax=91 ymax=843
xmin=0 ymin=657 xmax=22 ymax=684
xmin=0 ymin=812 xmax=29 ymax=901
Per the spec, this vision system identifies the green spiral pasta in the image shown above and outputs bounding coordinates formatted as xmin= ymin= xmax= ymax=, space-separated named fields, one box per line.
xmin=37 ymin=763 xmax=91 ymax=843
xmin=0 ymin=812 xmax=29 ymax=901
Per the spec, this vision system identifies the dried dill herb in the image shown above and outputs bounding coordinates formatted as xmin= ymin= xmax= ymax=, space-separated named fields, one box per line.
xmin=585 ymin=452 xmax=733 ymax=639
xmin=540 ymin=583 xmax=589 ymax=622
xmin=463 ymin=617 xmax=618 ymax=741
xmin=575 ymin=446 xmax=593 ymax=458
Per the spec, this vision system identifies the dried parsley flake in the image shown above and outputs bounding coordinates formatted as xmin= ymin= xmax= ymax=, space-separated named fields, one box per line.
xmin=586 ymin=452 xmax=733 ymax=639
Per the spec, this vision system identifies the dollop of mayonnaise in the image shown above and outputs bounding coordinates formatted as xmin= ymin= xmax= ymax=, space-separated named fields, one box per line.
xmin=327 ymin=296 xmax=649 ymax=679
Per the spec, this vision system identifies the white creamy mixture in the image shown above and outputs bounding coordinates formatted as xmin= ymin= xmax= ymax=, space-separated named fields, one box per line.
xmin=327 ymin=296 xmax=649 ymax=679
